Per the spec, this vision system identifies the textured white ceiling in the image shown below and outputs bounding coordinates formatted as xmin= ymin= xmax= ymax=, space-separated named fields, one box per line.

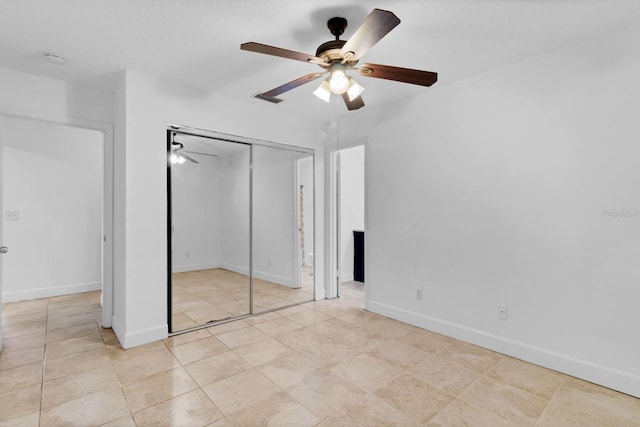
xmin=1 ymin=0 xmax=640 ymax=120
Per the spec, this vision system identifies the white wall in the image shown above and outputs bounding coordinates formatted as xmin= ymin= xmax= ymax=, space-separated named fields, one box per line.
xmin=361 ymin=23 xmax=640 ymax=397
xmin=116 ymin=70 xmax=325 ymax=348
xmin=252 ymin=146 xmax=299 ymax=287
xmin=2 ymin=117 xmax=102 ymax=301
xmin=339 ymin=145 xmax=365 ymax=283
xmin=171 ymin=154 xmax=222 ymax=272
xmin=0 ymin=68 xmax=113 ymax=124
xmin=219 ymin=147 xmax=251 ymax=275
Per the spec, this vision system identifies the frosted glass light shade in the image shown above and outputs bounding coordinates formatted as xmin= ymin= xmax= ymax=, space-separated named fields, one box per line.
xmin=313 ymin=79 xmax=331 ymax=102
xmin=347 ymin=78 xmax=365 ymax=101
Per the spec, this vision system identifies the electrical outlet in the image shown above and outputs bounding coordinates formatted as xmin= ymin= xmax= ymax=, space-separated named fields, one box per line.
xmin=497 ymin=304 xmax=508 ymax=320
xmin=186 ymin=252 xmax=190 ymax=259
xmin=416 ymin=288 xmax=423 ymax=301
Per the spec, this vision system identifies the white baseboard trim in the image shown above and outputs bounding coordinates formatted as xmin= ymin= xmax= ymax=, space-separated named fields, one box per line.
xmin=220 ymin=262 xmax=248 ymax=276
xmin=340 ymin=273 xmax=354 ymax=283
xmin=172 ymin=262 xmax=220 ymax=273
xmin=367 ymin=299 xmax=640 ymax=398
xmin=219 ymin=263 xmax=296 ymax=288
xmin=3 ymin=281 xmax=102 ymax=303
xmin=112 ymin=316 xmax=167 ymax=349
xmin=253 ymin=270 xmax=295 ymax=288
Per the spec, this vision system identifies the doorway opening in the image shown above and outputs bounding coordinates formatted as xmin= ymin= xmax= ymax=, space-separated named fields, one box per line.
xmin=0 ymin=114 xmax=113 ymax=329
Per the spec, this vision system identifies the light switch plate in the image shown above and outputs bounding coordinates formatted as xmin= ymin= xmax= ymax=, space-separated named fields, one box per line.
xmin=4 ymin=211 xmax=19 ymax=221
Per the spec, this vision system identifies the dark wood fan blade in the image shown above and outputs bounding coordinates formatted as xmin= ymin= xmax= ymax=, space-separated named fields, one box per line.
xmin=340 ymin=9 xmax=400 ymax=60
xmin=261 ymin=73 xmax=325 ymax=98
xmin=241 ymin=42 xmax=323 ymax=63
xmin=357 ymin=63 xmax=438 ymax=86
xmin=341 ymin=92 xmax=365 ymax=111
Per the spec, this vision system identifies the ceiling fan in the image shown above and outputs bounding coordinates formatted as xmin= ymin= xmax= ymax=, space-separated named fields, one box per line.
xmin=241 ymin=8 xmax=438 ymax=110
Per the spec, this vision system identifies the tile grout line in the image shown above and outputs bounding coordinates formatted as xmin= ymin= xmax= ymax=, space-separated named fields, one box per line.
xmin=415 ymin=345 xmax=493 ymax=424
xmin=163 ymin=337 xmax=228 ymax=424
xmin=38 ymin=299 xmax=50 ymax=427
xmin=533 ymin=376 xmax=567 ymax=427
xmin=452 ymin=355 xmax=516 ymax=426
xmin=96 ymin=293 xmax=133 ymax=426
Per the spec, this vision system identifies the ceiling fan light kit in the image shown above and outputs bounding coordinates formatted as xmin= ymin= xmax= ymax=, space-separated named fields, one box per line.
xmin=241 ymin=8 xmax=438 ymax=111
xmin=346 ymin=78 xmax=365 ymax=101
xmin=313 ymin=80 xmax=332 ymax=103
xmin=327 ymin=62 xmax=349 ymax=94
xmin=169 ymin=152 xmax=187 ymax=165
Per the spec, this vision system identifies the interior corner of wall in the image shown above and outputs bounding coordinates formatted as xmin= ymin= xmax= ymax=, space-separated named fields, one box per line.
xmin=111 ymin=314 xmax=126 ymax=348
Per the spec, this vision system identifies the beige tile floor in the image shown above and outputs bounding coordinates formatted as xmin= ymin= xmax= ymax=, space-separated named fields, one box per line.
xmin=172 ymin=268 xmax=315 ymax=332
xmin=2 ymin=282 xmax=640 ymax=426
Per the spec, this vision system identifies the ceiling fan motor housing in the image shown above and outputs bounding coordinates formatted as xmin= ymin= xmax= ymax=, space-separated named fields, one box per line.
xmin=327 ymin=17 xmax=347 ymax=38
xmin=315 ymin=17 xmax=359 ymax=66
xmin=315 ymin=39 xmax=346 ymax=60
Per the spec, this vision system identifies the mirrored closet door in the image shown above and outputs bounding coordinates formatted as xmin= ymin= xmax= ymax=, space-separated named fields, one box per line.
xmin=167 ymin=127 xmax=315 ymax=333
xmin=252 ymin=145 xmax=315 ymax=312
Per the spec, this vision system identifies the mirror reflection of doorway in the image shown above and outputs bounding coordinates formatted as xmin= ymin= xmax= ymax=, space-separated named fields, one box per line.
xmin=337 ymin=145 xmax=365 ymax=305
xmin=167 ymin=128 xmax=315 ymax=334
xmin=251 ymin=145 xmax=314 ymax=312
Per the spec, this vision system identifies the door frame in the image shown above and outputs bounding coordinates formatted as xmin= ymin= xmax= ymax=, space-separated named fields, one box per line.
xmin=0 ymin=110 xmax=114 ymax=328
xmin=294 ymin=156 xmax=314 ymax=289
xmin=0 ymin=115 xmax=5 ymax=350
xmin=294 ymin=159 xmax=302 ymax=289
xmin=326 ymin=149 xmax=340 ymax=299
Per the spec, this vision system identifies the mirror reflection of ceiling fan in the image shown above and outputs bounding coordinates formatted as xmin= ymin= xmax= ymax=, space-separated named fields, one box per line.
xmin=170 ymin=133 xmax=226 ymax=166
xmin=169 ymin=141 xmax=199 ymax=165
xmin=241 ymin=8 xmax=438 ymax=110
xmin=170 ymin=140 xmax=221 ymax=165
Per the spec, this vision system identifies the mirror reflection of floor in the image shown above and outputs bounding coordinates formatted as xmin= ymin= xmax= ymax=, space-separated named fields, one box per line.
xmin=338 ymin=281 xmax=365 ymax=308
xmin=172 ymin=268 xmax=314 ymax=332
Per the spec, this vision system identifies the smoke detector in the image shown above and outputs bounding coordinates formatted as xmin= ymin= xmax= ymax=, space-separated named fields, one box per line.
xmin=44 ymin=52 xmax=67 ymax=65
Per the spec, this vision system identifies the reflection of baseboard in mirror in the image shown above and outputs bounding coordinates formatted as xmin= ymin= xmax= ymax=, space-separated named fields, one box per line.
xmin=167 ymin=126 xmax=315 ymax=334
